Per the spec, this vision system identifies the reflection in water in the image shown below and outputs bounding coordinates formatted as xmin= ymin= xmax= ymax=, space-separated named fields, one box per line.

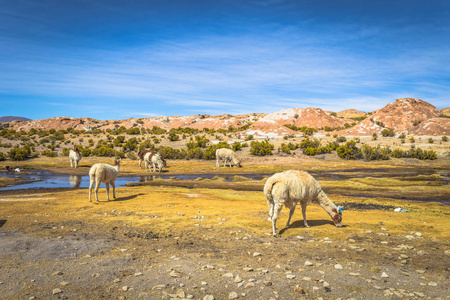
xmin=139 ymin=175 xmax=162 ymax=182
xmin=69 ymin=175 xmax=82 ymax=188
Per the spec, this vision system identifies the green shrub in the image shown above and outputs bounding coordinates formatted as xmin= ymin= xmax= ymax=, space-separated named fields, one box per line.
xmin=381 ymin=129 xmax=395 ymax=137
xmin=231 ymin=142 xmax=243 ymax=151
xmin=336 ymin=136 xmax=346 ymax=143
xmin=337 ymin=141 xmax=361 ymax=160
xmin=168 ymin=131 xmax=180 ymax=141
xmin=123 ymin=137 xmax=138 ymax=151
xmin=299 ymin=138 xmax=320 ymax=149
xmin=157 ymin=146 xmax=187 ymax=159
xmin=442 ymin=136 xmax=448 ymax=142
xmin=250 ymin=141 xmax=274 ymax=156
xmin=41 ymin=150 xmax=58 ymax=157
xmin=0 ymin=152 xmax=6 ymax=161
xmin=8 ymin=145 xmax=32 ymax=161
xmin=360 ymin=145 xmax=389 ymax=161
xmin=279 ymin=144 xmax=291 ymax=154
xmin=428 ymin=138 xmax=434 ymax=144
xmin=186 ymin=147 xmax=204 ymax=159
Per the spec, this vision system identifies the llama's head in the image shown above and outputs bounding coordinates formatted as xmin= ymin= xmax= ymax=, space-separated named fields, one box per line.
xmin=237 ymin=160 xmax=242 ymax=168
xmin=114 ymin=158 xmax=121 ymax=166
xmin=332 ymin=206 xmax=343 ymax=227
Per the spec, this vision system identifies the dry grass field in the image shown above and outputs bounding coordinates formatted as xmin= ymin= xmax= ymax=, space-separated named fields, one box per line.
xmin=0 ymin=153 xmax=449 ymax=299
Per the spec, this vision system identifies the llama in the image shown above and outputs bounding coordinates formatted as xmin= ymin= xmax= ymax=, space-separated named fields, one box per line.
xmin=138 ymin=149 xmax=166 ymax=169
xmin=264 ymin=170 xmax=343 ymax=237
xmin=88 ymin=159 xmax=121 ymax=202
xmin=144 ymin=152 xmax=164 ymax=173
xmin=215 ymin=148 xmax=242 ymax=168
xmin=69 ymin=146 xmax=82 ymax=168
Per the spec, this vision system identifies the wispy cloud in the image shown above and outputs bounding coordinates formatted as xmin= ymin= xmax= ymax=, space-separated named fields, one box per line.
xmin=1 ymin=1 xmax=449 ymax=119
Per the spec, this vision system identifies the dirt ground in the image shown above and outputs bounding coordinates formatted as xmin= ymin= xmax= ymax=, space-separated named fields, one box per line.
xmin=0 ymin=154 xmax=449 ymax=300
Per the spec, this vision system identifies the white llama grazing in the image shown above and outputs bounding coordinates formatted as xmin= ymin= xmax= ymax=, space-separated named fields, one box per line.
xmin=144 ymin=152 xmax=164 ymax=173
xmin=88 ymin=159 xmax=121 ymax=202
xmin=138 ymin=149 xmax=166 ymax=169
xmin=215 ymin=148 xmax=242 ymax=168
xmin=69 ymin=146 xmax=82 ymax=168
xmin=264 ymin=170 xmax=343 ymax=237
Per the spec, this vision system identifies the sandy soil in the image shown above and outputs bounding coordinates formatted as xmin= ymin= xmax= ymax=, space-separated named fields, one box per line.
xmin=0 ymin=155 xmax=449 ymax=300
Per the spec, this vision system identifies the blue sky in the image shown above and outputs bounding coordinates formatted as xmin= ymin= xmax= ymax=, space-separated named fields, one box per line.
xmin=1 ymin=0 xmax=449 ymax=120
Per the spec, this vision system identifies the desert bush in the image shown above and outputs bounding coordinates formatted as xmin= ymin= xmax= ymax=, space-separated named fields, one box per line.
xmin=186 ymin=147 xmax=204 ymax=159
xmin=381 ymin=129 xmax=395 ymax=137
xmin=279 ymin=143 xmax=291 ymax=154
xmin=92 ymin=146 xmax=116 ymax=157
xmin=428 ymin=138 xmax=434 ymax=144
xmin=168 ymin=131 xmax=180 ymax=142
xmin=372 ymin=133 xmax=378 ymax=140
xmin=360 ymin=145 xmax=390 ymax=161
xmin=157 ymin=146 xmax=186 ymax=159
xmin=231 ymin=142 xmax=243 ymax=151
xmin=245 ymin=135 xmax=254 ymax=141
xmin=41 ymin=150 xmax=58 ymax=157
xmin=250 ymin=141 xmax=274 ymax=156
xmin=390 ymin=148 xmax=437 ymax=160
xmin=123 ymin=137 xmax=138 ymax=152
xmin=0 ymin=152 xmax=6 ymax=161
xmin=299 ymin=138 xmax=320 ymax=149
xmin=8 ymin=145 xmax=32 ymax=161
xmin=113 ymin=136 xmax=126 ymax=147
xmin=442 ymin=136 xmax=448 ymax=142
xmin=336 ymin=136 xmax=347 ymax=143
xmin=337 ymin=141 xmax=361 ymax=160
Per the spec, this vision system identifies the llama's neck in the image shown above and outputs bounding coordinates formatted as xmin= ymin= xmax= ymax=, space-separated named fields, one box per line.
xmin=317 ymin=191 xmax=338 ymax=217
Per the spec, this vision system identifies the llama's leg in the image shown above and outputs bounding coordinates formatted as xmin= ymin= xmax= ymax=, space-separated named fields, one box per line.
xmin=223 ymin=159 xmax=226 ymax=167
xmin=88 ymin=177 xmax=94 ymax=202
xmin=94 ymin=181 xmax=100 ymax=202
xmin=301 ymin=201 xmax=309 ymax=227
xmin=216 ymin=158 xmax=219 ymax=167
xmin=272 ymin=202 xmax=283 ymax=237
xmin=105 ymin=182 xmax=110 ymax=201
xmin=75 ymin=161 xmax=78 ymax=168
xmin=111 ymin=182 xmax=116 ymax=199
xmin=139 ymin=159 xmax=142 ymax=169
xmin=286 ymin=202 xmax=297 ymax=227
xmin=266 ymin=198 xmax=274 ymax=222
xmin=70 ymin=159 xmax=73 ymax=168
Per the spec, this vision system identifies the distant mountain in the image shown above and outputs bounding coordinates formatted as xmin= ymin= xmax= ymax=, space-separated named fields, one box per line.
xmin=4 ymin=99 xmax=449 ymax=136
xmin=0 ymin=116 xmax=31 ymax=122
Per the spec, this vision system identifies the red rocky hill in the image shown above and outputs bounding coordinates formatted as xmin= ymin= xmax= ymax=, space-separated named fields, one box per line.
xmin=3 ymin=98 xmax=448 ymax=137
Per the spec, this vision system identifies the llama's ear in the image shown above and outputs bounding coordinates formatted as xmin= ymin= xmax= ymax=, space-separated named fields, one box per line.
xmin=338 ymin=206 xmax=344 ymax=213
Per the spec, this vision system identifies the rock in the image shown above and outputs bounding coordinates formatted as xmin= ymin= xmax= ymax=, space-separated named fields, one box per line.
xmin=203 ymin=295 xmax=215 ymax=300
xmin=381 ymin=228 xmax=388 ymax=231
xmin=234 ymin=275 xmax=243 ymax=283
xmin=428 ymin=282 xmax=438 ymax=286
xmin=152 ymin=284 xmax=167 ymax=290
xmin=381 ymin=272 xmax=389 ymax=278
xmin=229 ymin=292 xmax=239 ymax=299
xmin=444 ymin=250 xmax=450 ymax=255
xmin=349 ymin=273 xmax=361 ymax=276
xmin=304 ymin=261 xmax=313 ymax=266
xmin=135 ymin=272 xmax=143 ymax=276
xmin=245 ymin=282 xmax=255 ymax=288
xmin=313 ymin=286 xmax=320 ymax=291
xmin=122 ymin=286 xmax=129 ymax=291
xmin=323 ymin=281 xmax=330 ymax=288
xmin=177 ymin=291 xmax=186 ymax=298
xmin=170 ymin=270 xmax=182 ymax=277
xmin=286 ymin=274 xmax=296 ymax=279
xmin=114 ymin=278 xmax=121 ymax=283
xmin=296 ymin=236 xmax=304 ymax=240
xmin=243 ymin=267 xmax=253 ymax=272
xmin=52 ymin=271 xmax=63 ymax=276
xmin=294 ymin=285 xmax=305 ymax=294
xmin=405 ymin=235 xmax=415 ymax=240
xmin=253 ymin=252 xmax=261 ymax=257
xmin=334 ymin=264 xmax=343 ymax=270
xmin=52 ymin=288 xmax=63 ymax=295
xmin=223 ymin=273 xmax=234 ymax=278
xmin=263 ymin=281 xmax=272 ymax=286
xmin=60 ymin=281 xmax=70 ymax=286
